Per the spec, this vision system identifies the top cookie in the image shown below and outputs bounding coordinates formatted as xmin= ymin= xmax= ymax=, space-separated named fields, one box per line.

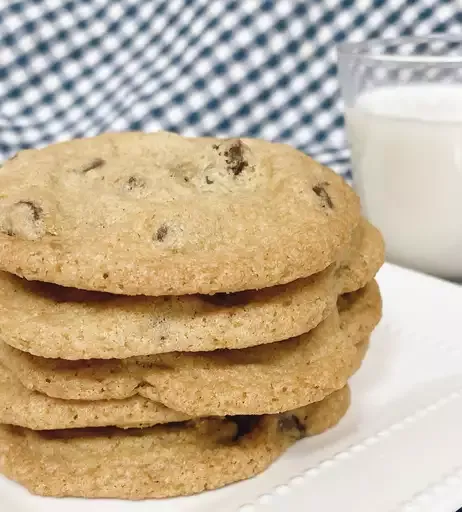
xmin=0 ymin=132 xmax=360 ymax=295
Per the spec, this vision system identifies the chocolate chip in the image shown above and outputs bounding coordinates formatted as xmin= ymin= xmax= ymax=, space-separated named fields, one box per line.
xmin=45 ymin=378 xmax=51 ymax=384
xmin=73 ymin=414 xmax=79 ymax=420
xmin=183 ymin=176 xmax=190 ymax=182
xmin=313 ymin=182 xmax=334 ymax=209
xmin=2 ymin=200 xmax=47 ymax=240
xmin=231 ymin=416 xmax=260 ymax=441
xmin=126 ymin=176 xmax=145 ymax=190
xmin=213 ymin=140 xmax=249 ymax=176
xmin=225 ymin=140 xmax=248 ymax=176
xmin=76 ymin=158 xmax=105 ymax=174
xmin=16 ymin=200 xmax=42 ymax=221
xmin=155 ymin=224 xmax=169 ymax=242
xmin=102 ymin=272 xmax=109 ymax=279
xmin=278 ymin=414 xmax=306 ymax=437
xmin=205 ymin=176 xmax=214 ymax=184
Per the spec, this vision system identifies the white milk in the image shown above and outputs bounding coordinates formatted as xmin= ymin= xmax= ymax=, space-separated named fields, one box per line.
xmin=346 ymin=85 xmax=462 ymax=280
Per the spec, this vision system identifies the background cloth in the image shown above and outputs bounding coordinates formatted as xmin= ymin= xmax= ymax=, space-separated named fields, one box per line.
xmin=1 ymin=0 xmax=461 ymax=178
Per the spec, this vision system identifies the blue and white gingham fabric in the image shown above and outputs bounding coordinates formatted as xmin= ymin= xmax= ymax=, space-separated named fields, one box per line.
xmin=1 ymin=0 xmax=461 ymax=177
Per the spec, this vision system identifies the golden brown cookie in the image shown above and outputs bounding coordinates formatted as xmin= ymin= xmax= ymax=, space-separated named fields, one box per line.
xmin=0 ymin=218 xmax=383 ymax=359
xmin=0 ymin=133 xmax=360 ymax=295
xmin=0 ymin=281 xmax=381 ymax=414
xmin=0 ymin=265 xmax=336 ymax=359
xmin=339 ymin=218 xmax=385 ymax=293
xmin=0 ymin=364 xmax=188 ymax=430
xmin=0 ymin=386 xmax=350 ymax=499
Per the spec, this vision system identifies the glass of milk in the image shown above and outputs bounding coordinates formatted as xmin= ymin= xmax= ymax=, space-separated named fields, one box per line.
xmin=338 ymin=37 xmax=462 ymax=281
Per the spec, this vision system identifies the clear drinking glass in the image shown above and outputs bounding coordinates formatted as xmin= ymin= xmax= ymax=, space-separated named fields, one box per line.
xmin=337 ymin=36 xmax=462 ymax=281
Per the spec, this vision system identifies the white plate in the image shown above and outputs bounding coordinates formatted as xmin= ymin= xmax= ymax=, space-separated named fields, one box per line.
xmin=2 ymin=263 xmax=462 ymax=512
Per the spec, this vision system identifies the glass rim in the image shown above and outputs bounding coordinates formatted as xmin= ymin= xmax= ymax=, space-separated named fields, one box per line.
xmin=337 ymin=35 xmax=462 ymax=64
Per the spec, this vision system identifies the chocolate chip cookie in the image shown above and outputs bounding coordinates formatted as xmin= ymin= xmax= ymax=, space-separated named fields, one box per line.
xmin=0 ymin=132 xmax=360 ymax=295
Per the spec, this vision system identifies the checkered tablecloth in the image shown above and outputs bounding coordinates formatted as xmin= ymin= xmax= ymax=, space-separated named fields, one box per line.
xmin=1 ymin=0 xmax=460 ymax=177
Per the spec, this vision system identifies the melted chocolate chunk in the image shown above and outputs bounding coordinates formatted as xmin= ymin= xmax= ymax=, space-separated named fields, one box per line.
xmin=15 ymin=200 xmax=42 ymax=221
xmin=155 ymin=224 xmax=169 ymax=242
xmin=313 ymin=182 xmax=334 ymax=209
xmin=278 ymin=414 xmax=306 ymax=437
xmin=77 ymin=158 xmax=105 ymax=174
xmin=212 ymin=140 xmax=249 ymax=176
xmin=225 ymin=140 xmax=248 ymax=176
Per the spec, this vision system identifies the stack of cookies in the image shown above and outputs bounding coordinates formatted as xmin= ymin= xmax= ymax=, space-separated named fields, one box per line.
xmin=0 ymin=133 xmax=383 ymax=499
